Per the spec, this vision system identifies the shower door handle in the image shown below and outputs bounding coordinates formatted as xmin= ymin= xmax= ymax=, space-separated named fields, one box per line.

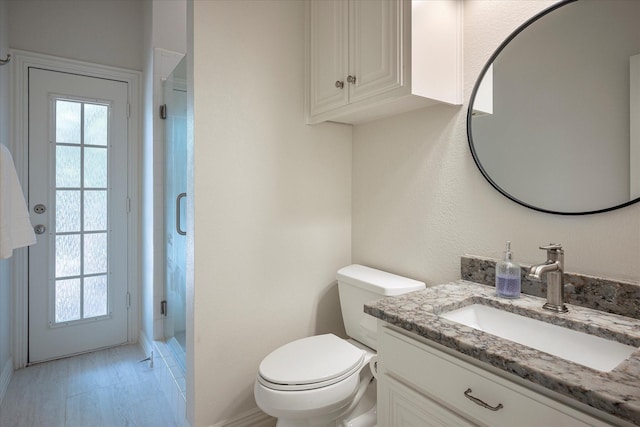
xmin=176 ymin=193 xmax=187 ymax=236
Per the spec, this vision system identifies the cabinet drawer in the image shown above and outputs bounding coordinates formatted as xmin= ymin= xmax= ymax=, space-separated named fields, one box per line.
xmin=379 ymin=374 xmax=475 ymax=427
xmin=380 ymin=327 xmax=610 ymax=427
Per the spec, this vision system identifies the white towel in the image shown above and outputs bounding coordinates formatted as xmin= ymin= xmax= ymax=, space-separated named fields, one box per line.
xmin=0 ymin=144 xmax=36 ymax=259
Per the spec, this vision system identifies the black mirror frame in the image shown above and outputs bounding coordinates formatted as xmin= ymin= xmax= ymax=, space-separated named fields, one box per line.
xmin=466 ymin=0 xmax=640 ymax=216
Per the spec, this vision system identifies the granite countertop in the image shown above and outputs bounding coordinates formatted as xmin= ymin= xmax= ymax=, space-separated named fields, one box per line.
xmin=364 ymin=280 xmax=640 ymax=426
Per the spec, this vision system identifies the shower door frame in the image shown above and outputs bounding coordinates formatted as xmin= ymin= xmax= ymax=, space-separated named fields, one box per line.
xmin=162 ymin=58 xmax=188 ymax=371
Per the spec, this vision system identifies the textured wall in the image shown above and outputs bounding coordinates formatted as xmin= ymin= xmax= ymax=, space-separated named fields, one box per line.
xmin=190 ymin=1 xmax=352 ymax=424
xmin=352 ymin=0 xmax=640 ymax=285
xmin=9 ymin=0 xmax=144 ymax=70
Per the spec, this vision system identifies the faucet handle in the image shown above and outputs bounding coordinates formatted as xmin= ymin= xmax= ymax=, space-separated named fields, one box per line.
xmin=539 ymin=243 xmax=563 ymax=253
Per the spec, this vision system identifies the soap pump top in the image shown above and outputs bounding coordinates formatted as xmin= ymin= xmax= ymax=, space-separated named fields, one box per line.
xmin=495 ymin=241 xmax=521 ymax=299
xmin=503 ymin=241 xmax=513 ymax=261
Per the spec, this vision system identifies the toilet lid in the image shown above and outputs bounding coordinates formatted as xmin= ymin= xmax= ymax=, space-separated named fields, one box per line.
xmin=258 ymin=334 xmax=365 ymax=391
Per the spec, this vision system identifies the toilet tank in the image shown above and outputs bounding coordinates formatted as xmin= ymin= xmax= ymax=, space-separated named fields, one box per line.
xmin=336 ymin=264 xmax=426 ymax=350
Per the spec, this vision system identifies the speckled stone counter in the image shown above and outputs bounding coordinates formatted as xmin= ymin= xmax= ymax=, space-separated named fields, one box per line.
xmin=461 ymin=255 xmax=640 ymax=319
xmin=364 ymin=280 xmax=640 ymax=426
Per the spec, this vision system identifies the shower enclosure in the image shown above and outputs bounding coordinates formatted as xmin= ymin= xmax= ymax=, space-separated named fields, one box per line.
xmin=163 ymin=57 xmax=187 ymax=371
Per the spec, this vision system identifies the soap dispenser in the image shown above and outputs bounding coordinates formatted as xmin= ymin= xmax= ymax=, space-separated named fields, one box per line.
xmin=495 ymin=241 xmax=521 ymax=299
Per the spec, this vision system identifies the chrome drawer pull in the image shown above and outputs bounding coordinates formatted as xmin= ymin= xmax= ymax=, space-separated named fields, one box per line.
xmin=464 ymin=388 xmax=504 ymax=411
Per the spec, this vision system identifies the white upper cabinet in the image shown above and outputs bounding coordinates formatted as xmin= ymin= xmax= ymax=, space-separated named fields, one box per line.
xmin=306 ymin=0 xmax=462 ymax=125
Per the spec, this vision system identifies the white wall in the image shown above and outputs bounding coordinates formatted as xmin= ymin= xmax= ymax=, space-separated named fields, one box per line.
xmin=189 ymin=1 xmax=352 ymax=424
xmin=141 ymin=0 xmax=155 ymax=349
xmin=152 ymin=0 xmax=187 ymax=55
xmin=352 ymin=0 xmax=640 ymax=286
xmin=8 ymin=0 xmax=144 ymax=70
xmin=0 ymin=0 xmax=12 ymax=385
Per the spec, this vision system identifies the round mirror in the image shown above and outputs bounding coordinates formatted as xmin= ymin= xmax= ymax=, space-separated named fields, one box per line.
xmin=467 ymin=0 xmax=640 ymax=215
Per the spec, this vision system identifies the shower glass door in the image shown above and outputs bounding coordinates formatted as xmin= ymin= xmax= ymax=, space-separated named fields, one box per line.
xmin=163 ymin=57 xmax=187 ymax=371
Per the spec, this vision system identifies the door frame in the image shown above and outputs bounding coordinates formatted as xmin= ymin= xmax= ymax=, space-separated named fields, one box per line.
xmin=11 ymin=50 xmax=141 ymax=368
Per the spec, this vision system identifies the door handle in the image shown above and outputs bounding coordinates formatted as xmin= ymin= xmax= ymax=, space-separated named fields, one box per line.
xmin=176 ymin=193 xmax=186 ymax=236
xmin=34 ymin=204 xmax=47 ymax=214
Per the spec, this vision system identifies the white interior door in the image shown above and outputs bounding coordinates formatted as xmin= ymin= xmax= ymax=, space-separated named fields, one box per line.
xmin=28 ymin=68 xmax=129 ymax=363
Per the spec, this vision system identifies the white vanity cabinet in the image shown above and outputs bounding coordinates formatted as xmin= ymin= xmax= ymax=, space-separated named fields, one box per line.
xmin=377 ymin=325 xmax=614 ymax=427
xmin=306 ymin=0 xmax=462 ymax=125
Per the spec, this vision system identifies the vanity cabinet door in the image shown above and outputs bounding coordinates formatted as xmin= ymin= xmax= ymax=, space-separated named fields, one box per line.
xmin=379 ymin=374 xmax=475 ymax=427
xmin=378 ymin=326 xmax=613 ymax=427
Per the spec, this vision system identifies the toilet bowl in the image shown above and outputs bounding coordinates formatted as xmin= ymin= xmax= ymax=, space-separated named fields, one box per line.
xmin=255 ymin=334 xmax=375 ymax=425
xmin=254 ymin=265 xmax=425 ymax=427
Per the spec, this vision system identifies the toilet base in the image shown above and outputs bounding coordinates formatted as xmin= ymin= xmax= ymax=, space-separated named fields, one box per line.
xmin=275 ymin=406 xmax=376 ymax=427
xmin=338 ymin=377 xmax=377 ymax=427
xmin=342 ymin=405 xmax=377 ymax=427
xmin=274 ymin=378 xmax=377 ymax=427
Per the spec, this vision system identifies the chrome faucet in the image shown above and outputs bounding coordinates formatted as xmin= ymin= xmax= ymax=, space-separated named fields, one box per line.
xmin=526 ymin=244 xmax=568 ymax=313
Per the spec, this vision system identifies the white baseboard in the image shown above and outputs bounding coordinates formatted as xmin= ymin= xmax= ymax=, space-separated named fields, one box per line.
xmin=0 ymin=357 xmax=14 ymax=405
xmin=210 ymin=407 xmax=275 ymax=427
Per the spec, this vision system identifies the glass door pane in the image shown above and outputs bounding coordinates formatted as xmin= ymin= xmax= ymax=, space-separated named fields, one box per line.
xmin=163 ymin=57 xmax=187 ymax=371
xmin=53 ymin=98 xmax=110 ymax=324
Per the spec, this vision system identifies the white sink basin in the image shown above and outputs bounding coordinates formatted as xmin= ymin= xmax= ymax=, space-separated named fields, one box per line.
xmin=441 ymin=304 xmax=637 ymax=372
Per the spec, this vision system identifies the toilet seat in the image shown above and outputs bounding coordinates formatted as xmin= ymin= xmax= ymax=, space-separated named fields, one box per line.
xmin=258 ymin=334 xmax=365 ymax=391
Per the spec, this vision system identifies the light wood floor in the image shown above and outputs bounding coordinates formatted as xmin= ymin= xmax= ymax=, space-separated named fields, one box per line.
xmin=0 ymin=344 xmax=178 ymax=427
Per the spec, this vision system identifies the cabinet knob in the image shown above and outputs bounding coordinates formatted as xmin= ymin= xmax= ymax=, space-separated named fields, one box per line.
xmin=335 ymin=80 xmax=344 ymax=89
xmin=347 ymin=75 xmax=357 ymax=84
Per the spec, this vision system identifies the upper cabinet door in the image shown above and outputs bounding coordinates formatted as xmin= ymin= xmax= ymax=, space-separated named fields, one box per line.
xmin=306 ymin=0 xmax=462 ymax=125
xmin=348 ymin=0 xmax=402 ymax=104
xmin=308 ymin=0 xmax=349 ymax=117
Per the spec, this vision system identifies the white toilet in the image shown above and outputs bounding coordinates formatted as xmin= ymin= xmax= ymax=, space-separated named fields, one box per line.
xmin=254 ymin=264 xmax=426 ymax=427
